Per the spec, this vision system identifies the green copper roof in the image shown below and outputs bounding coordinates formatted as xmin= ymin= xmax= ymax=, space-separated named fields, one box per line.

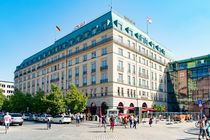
xmin=16 ymin=10 xmax=175 ymax=72
xmin=170 ymin=54 xmax=210 ymax=64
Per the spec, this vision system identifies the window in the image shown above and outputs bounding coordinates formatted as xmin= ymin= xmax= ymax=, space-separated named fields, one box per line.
xmin=127 ymin=40 xmax=130 ymax=47
xmin=75 ymin=58 xmax=79 ymax=64
xmin=133 ymin=77 xmax=135 ymax=86
xmin=152 ymin=82 xmax=154 ymax=90
xmin=151 ymin=62 xmax=153 ymax=68
xmin=82 ymin=43 xmax=87 ymax=50
xmin=132 ymin=54 xmax=135 ymax=61
xmin=118 ymin=73 xmax=123 ymax=83
xmin=61 ymin=63 xmax=64 ymax=68
xmin=118 ymin=87 xmax=120 ymax=96
xmin=129 ymin=30 xmax=133 ymax=36
xmin=83 ymin=55 xmax=87 ymax=61
xmin=142 ymin=48 xmax=145 ymax=54
xmin=69 ymin=50 xmax=72 ymax=56
xmin=142 ymin=58 xmax=145 ymax=65
xmin=75 ymin=79 xmax=79 ymax=87
xmin=128 ymin=63 xmax=131 ymax=73
xmin=154 ymin=63 xmax=157 ymax=69
xmin=83 ymin=66 xmax=87 ymax=75
xmin=101 ymin=88 xmax=104 ymax=96
xmin=151 ymin=72 xmax=154 ymax=80
xmin=118 ymin=60 xmax=123 ymax=70
xmin=105 ymin=87 xmax=108 ymax=96
xmin=159 ymin=57 xmax=162 ymax=63
xmin=102 ymin=35 xmax=107 ymax=42
xmin=155 ymin=73 xmax=157 ymax=80
xmin=118 ymin=35 xmax=123 ymax=43
xmin=92 ymin=75 xmax=96 ymax=84
xmin=84 ymin=32 xmax=88 ymax=38
xmin=127 ymin=89 xmax=130 ymax=97
xmin=102 ymin=48 xmax=107 ymax=55
xmin=154 ymin=54 xmax=157 ymax=60
xmin=139 ymin=78 xmax=141 ymax=86
xmin=132 ymin=43 xmax=136 ymax=49
xmin=128 ymin=52 xmax=131 ymax=58
xmin=92 ymin=52 xmax=96 ymax=58
xmin=118 ymin=48 xmax=123 ymax=55
xmin=76 ymin=47 xmax=79 ymax=53
xmin=92 ymin=28 xmax=96 ymax=35
xmin=101 ymin=60 xmax=107 ymax=67
xmin=83 ymin=77 xmax=87 ymax=86
xmin=101 ymin=73 xmax=107 ymax=82
xmin=159 ymin=65 xmax=162 ymax=71
xmin=92 ymin=40 xmax=96 ymax=46
xmin=75 ymin=68 xmax=79 ymax=76
xmin=118 ymin=23 xmax=122 ymax=30
xmin=128 ymin=76 xmax=131 ymax=85
xmin=91 ymin=63 xmax=96 ymax=72
xmin=68 ymin=60 xmax=72 ymax=66
xmin=102 ymin=23 xmax=107 ymax=30
xmin=132 ymin=65 xmax=135 ymax=74
xmin=142 ymin=80 xmax=146 ymax=88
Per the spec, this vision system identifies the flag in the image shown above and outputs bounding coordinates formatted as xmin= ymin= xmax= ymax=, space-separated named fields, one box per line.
xmin=147 ymin=17 xmax=152 ymax=24
xmin=56 ymin=26 xmax=61 ymax=32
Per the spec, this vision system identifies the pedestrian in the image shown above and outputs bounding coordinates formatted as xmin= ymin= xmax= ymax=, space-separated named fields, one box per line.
xmin=98 ymin=117 xmax=102 ymax=127
xmin=46 ymin=117 xmax=52 ymax=130
xmin=149 ymin=116 xmax=153 ymax=127
xmin=129 ymin=115 xmax=133 ymax=128
xmin=110 ymin=115 xmax=115 ymax=132
xmin=123 ymin=116 xmax=128 ymax=128
xmin=76 ymin=113 xmax=80 ymax=127
xmin=198 ymin=116 xmax=207 ymax=140
xmin=3 ymin=112 xmax=12 ymax=134
xmin=206 ymin=120 xmax=210 ymax=137
xmin=133 ymin=115 xmax=137 ymax=129
xmin=102 ymin=115 xmax=108 ymax=133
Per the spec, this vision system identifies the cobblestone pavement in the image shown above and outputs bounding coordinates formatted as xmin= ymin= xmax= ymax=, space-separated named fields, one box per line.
xmin=0 ymin=120 xmax=198 ymax=140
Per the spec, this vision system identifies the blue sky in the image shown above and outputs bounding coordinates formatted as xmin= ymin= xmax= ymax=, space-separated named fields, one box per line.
xmin=0 ymin=0 xmax=210 ymax=82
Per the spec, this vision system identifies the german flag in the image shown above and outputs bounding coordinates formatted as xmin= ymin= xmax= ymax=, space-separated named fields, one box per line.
xmin=56 ymin=26 xmax=60 ymax=32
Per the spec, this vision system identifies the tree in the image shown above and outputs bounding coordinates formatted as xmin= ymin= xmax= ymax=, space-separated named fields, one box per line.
xmin=65 ymin=84 xmax=87 ymax=114
xmin=152 ymin=104 xmax=166 ymax=112
xmin=32 ymin=88 xmax=46 ymax=113
xmin=0 ymin=87 xmax=6 ymax=109
xmin=44 ymin=84 xmax=66 ymax=115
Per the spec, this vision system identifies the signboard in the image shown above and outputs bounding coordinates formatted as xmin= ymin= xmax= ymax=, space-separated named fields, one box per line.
xmin=187 ymin=62 xmax=196 ymax=69
xmin=198 ymin=100 xmax=202 ymax=105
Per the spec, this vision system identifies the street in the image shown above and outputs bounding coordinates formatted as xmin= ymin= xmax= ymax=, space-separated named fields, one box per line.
xmin=0 ymin=120 xmax=197 ymax=140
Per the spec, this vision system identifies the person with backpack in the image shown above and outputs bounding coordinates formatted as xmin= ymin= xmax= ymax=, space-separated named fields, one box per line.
xmin=110 ymin=115 xmax=115 ymax=132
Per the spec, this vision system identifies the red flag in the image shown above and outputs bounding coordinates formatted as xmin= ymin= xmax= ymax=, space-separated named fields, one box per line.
xmin=147 ymin=17 xmax=152 ymax=24
xmin=56 ymin=26 xmax=61 ymax=32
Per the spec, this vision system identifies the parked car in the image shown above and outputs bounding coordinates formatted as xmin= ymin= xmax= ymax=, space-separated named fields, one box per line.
xmin=35 ymin=114 xmax=40 ymax=121
xmin=52 ymin=115 xmax=71 ymax=124
xmin=38 ymin=114 xmax=52 ymax=122
xmin=22 ymin=113 xmax=30 ymax=120
xmin=10 ymin=113 xmax=24 ymax=126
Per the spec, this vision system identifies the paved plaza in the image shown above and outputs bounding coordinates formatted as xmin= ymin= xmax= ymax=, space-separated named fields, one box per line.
xmin=0 ymin=120 xmax=198 ymax=140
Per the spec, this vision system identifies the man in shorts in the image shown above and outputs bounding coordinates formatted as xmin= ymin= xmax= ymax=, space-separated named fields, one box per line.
xmin=4 ymin=112 xmax=12 ymax=134
xmin=198 ymin=116 xmax=207 ymax=140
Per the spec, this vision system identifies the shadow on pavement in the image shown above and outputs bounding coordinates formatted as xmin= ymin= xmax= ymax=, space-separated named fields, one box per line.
xmin=88 ymin=131 xmax=105 ymax=133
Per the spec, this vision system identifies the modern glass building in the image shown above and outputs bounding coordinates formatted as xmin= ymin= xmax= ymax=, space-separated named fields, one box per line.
xmin=167 ymin=54 xmax=210 ymax=116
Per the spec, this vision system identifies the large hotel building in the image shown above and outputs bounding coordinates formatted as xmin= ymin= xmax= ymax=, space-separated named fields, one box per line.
xmin=14 ymin=11 xmax=175 ymax=115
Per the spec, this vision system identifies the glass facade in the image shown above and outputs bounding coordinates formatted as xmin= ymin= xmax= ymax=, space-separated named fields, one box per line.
xmin=167 ymin=55 xmax=210 ymax=116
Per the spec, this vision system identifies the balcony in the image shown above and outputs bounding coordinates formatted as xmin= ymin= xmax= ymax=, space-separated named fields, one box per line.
xmin=50 ymin=78 xmax=59 ymax=83
xmin=91 ymin=81 xmax=96 ymax=85
xmin=27 ymin=70 xmax=31 ymax=73
xmin=83 ymin=83 xmax=87 ymax=86
xmin=117 ymin=66 xmax=124 ymax=72
xmin=91 ymin=69 xmax=96 ymax=73
xmin=32 ymin=69 xmax=35 ymax=72
xmin=117 ymin=79 xmax=124 ymax=83
xmin=100 ymin=65 xmax=108 ymax=71
xmin=139 ymin=73 xmax=149 ymax=79
xmin=100 ymin=79 xmax=108 ymax=83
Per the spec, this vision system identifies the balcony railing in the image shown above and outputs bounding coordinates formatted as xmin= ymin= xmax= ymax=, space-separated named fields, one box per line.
xmin=91 ymin=69 xmax=96 ymax=73
xmin=50 ymin=78 xmax=59 ymax=83
xmin=92 ymin=81 xmax=96 ymax=85
xmin=100 ymin=65 xmax=108 ymax=71
xmin=83 ymin=71 xmax=87 ymax=75
xmin=117 ymin=66 xmax=124 ymax=72
xmin=100 ymin=79 xmax=108 ymax=83
xmin=75 ymin=73 xmax=79 ymax=76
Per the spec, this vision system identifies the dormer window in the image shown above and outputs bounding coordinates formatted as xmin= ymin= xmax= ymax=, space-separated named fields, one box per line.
xmin=84 ymin=32 xmax=88 ymax=38
xmin=92 ymin=28 xmax=96 ymax=35
xmin=102 ymin=23 xmax=107 ymax=30
xmin=76 ymin=36 xmax=80 ymax=42
xmin=69 ymin=40 xmax=73 ymax=46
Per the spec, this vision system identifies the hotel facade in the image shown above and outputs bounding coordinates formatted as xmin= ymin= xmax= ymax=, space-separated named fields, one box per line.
xmin=14 ymin=11 xmax=175 ymax=115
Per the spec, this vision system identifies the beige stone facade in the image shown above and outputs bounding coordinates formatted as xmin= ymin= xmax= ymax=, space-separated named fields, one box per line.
xmin=14 ymin=11 xmax=174 ymax=115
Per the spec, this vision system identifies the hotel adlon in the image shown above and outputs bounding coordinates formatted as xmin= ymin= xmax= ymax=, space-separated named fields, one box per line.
xmin=14 ymin=11 xmax=175 ymax=115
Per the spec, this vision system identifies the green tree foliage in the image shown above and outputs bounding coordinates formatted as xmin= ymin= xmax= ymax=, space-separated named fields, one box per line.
xmin=44 ymin=84 xmax=66 ymax=115
xmin=0 ymin=87 xmax=6 ymax=109
xmin=32 ymin=88 xmax=46 ymax=113
xmin=65 ymin=84 xmax=87 ymax=114
xmin=152 ymin=104 xmax=166 ymax=112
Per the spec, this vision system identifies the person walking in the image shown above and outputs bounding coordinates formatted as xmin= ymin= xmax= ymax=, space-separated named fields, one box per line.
xmin=133 ymin=115 xmax=138 ymax=129
xmin=149 ymin=116 xmax=153 ymax=127
xmin=198 ymin=116 xmax=207 ymax=140
xmin=129 ymin=115 xmax=133 ymax=128
xmin=3 ymin=112 xmax=12 ymax=134
xmin=46 ymin=117 xmax=52 ymax=130
xmin=76 ymin=113 xmax=80 ymax=127
xmin=102 ymin=115 xmax=108 ymax=133
xmin=98 ymin=117 xmax=102 ymax=127
xmin=110 ymin=115 xmax=115 ymax=132
xmin=123 ymin=116 xmax=128 ymax=128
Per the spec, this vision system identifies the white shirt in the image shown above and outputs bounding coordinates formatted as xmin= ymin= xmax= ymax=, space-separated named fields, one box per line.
xmin=4 ymin=115 xmax=11 ymax=124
